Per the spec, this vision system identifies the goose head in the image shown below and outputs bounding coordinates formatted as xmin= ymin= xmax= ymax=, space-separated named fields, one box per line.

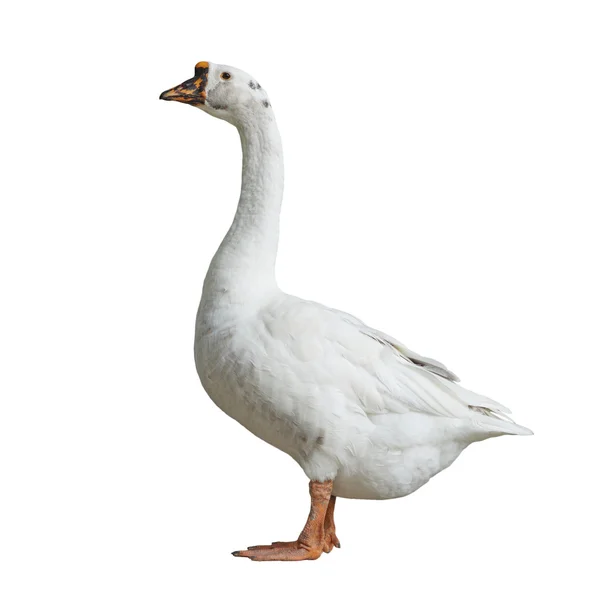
xmin=160 ymin=61 xmax=271 ymax=125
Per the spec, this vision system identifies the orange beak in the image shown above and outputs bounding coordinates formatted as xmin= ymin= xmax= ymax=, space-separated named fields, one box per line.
xmin=160 ymin=62 xmax=209 ymax=106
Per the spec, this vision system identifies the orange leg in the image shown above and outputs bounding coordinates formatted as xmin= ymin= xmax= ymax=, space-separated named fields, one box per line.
xmin=232 ymin=480 xmax=340 ymax=561
xmin=323 ymin=495 xmax=341 ymax=553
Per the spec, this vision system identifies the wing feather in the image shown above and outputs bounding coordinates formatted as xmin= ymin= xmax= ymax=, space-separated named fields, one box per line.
xmin=274 ymin=296 xmax=526 ymax=432
xmin=325 ymin=306 xmax=459 ymax=381
xmin=315 ymin=301 xmax=516 ymax=422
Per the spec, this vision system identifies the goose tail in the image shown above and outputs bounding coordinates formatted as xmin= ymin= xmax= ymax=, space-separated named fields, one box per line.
xmin=468 ymin=406 xmax=533 ymax=437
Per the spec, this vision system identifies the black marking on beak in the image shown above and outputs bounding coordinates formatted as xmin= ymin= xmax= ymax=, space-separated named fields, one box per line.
xmin=160 ymin=63 xmax=209 ymax=106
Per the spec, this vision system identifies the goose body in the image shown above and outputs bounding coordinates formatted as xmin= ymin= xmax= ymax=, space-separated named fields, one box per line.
xmin=196 ymin=293 xmax=530 ymax=500
xmin=161 ymin=61 xmax=532 ymax=559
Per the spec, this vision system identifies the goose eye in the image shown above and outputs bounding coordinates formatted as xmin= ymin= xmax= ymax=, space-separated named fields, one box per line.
xmin=220 ymin=72 xmax=232 ymax=80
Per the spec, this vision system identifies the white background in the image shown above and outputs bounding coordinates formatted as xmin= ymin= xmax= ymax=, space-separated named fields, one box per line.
xmin=1 ymin=1 xmax=599 ymax=598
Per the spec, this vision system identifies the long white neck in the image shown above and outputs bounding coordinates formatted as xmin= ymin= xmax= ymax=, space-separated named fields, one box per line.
xmin=201 ymin=110 xmax=284 ymax=313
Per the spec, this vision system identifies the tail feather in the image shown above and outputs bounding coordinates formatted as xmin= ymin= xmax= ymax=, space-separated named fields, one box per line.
xmin=438 ymin=379 xmax=533 ymax=436
xmin=471 ymin=409 xmax=534 ymax=436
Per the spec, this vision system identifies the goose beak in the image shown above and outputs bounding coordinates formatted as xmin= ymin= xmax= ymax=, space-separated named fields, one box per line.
xmin=160 ymin=61 xmax=210 ymax=106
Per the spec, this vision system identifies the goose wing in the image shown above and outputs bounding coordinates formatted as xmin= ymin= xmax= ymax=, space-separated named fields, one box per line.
xmin=331 ymin=308 xmax=460 ymax=382
xmin=268 ymin=296 xmax=517 ymax=423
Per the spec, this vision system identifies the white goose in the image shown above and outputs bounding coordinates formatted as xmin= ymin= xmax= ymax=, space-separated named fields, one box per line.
xmin=160 ymin=61 xmax=532 ymax=561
